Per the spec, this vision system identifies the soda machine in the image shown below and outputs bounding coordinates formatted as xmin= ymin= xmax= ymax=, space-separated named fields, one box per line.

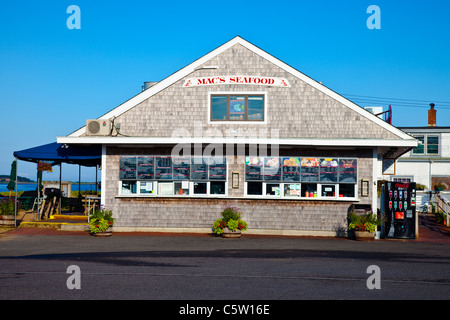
xmin=383 ymin=181 xmax=416 ymax=239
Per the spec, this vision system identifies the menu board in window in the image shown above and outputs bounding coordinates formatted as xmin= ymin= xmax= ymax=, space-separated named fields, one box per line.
xmin=263 ymin=157 xmax=281 ymax=181
xmin=209 ymin=157 xmax=227 ymax=180
xmin=119 ymin=156 xmax=137 ymax=180
xmin=137 ymin=156 xmax=154 ymax=180
xmin=301 ymin=158 xmax=319 ymax=182
xmin=191 ymin=157 xmax=208 ymax=180
xmin=245 ymin=157 xmax=263 ymax=181
xmin=155 ymin=156 xmax=172 ymax=180
xmin=339 ymin=159 xmax=357 ymax=183
xmin=172 ymin=157 xmax=190 ymax=180
xmin=282 ymin=157 xmax=301 ymax=182
xmin=339 ymin=159 xmax=358 ymax=183
xmin=319 ymin=158 xmax=338 ymax=182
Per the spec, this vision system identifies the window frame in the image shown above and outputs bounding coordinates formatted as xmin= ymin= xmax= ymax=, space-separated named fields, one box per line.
xmin=208 ymin=92 xmax=267 ymax=123
xmin=244 ymin=181 xmax=358 ymax=200
xmin=411 ymin=134 xmax=440 ymax=156
xmin=119 ymin=180 xmax=228 ymax=197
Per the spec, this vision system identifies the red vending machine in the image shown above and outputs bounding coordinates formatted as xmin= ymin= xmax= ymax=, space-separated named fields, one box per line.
xmin=383 ymin=181 xmax=416 ymax=239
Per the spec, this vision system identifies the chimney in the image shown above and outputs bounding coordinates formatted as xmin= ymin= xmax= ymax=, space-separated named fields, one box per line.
xmin=142 ymin=81 xmax=158 ymax=91
xmin=428 ymin=103 xmax=436 ymax=127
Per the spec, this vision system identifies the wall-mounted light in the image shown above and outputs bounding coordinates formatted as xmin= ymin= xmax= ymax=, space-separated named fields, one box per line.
xmin=361 ymin=179 xmax=369 ymax=197
xmin=232 ymin=171 xmax=239 ymax=189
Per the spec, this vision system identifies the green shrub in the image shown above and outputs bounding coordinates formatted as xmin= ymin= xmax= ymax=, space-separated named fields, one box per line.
xmin=212 ymin=206 xmax=247 ymax=234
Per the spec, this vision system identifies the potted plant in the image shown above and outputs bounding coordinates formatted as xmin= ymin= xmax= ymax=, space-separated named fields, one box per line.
xmin=213 ymin=206 xmax=247 ymax=238
xmin=89 ymin=206 xmax=115 ymax=237
xmin=0 ymin=197 xmax=18 ymax=227
xmin=347 ymin=211 xmax=381 ymax=240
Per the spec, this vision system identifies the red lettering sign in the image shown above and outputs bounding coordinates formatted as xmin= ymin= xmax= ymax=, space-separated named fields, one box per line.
xmin=182 ymin=75 xmax=290 ymax=87
xmin=394 ymin=183 xmax=410 ymax=189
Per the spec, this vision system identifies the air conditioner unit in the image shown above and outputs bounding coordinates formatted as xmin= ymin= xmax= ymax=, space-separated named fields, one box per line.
xmin=86 ymin=119 xmax=111 ymax=136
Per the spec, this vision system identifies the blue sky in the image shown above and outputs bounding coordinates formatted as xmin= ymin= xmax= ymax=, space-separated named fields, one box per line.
xmin=1 ymin=0 xmax=450 ymax=181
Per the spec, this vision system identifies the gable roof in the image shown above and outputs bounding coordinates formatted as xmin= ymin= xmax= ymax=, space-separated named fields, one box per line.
xmin=64 ymin=36 xmax=414 ymax=143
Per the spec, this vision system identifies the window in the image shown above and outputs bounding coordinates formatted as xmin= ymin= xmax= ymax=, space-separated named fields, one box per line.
xmin=211 ymin=94 xmax=264 ymax=121
xmin=245 ymin=156 xmax=357 ymax=199
xmin=412 ymin=135 xmax=424 ymax=154
xmin=210 ymin=181 xmax=226 ymax=195
xmin=321 ymin=184 xmax=336 ymax=197
xmin=121 ymin=181 xmax=137 ymax=194
xmin=119 ymin=156 xmax=227 ymax=196
xmin=174 ymin=181 xmax=190 ymax=195
xmin=139 ymin=181 xmax=155 ymax=194
xmin=339 ymin=184 xmax=355 ymax=197
xmin=284 ymin=183 xmax=301 ymax=197
xmin=193 ymin=182 xmax=207 ymax=195
xmin=301 ymin=183 xmax=317 ymax=198
xmin=265 ymin=183 xmax=281 ymax=196
xmin=412 ymin=134 xmax=439 ymax=155
xmin=427 ymin=135 xmax=439 ymax=154
xmin=247 ymin=181 xmax=263 ymax=195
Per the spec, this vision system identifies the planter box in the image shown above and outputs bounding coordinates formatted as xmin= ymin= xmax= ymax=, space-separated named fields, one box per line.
xmin=0 ymin=215 xmax=15 ymax=227
xmin=92 ymin=226 xmax=113 ymax=237
xmin=222 ymin=228 xmax=242 ymax=238
xmin=354 ymin=231 xmax=375 ymax=241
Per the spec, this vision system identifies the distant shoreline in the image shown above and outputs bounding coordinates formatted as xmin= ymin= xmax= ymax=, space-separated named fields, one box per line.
xmin=0 ymin=181 xmax=99 ymax=184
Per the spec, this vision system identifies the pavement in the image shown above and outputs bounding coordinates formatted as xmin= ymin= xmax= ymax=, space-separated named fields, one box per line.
xmin=1 ymin=210 xmax=449 ymax=244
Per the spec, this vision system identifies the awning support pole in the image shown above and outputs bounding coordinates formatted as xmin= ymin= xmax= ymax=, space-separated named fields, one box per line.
xmin=59 ymin=162 xmax=62 ymax=215
xmin=14 ymin=158 xmax=18 ymax=228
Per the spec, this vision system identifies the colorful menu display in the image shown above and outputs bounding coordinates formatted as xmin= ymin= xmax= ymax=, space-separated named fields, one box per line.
xmin=338 ymin=159 xmax=357 ymax=183
xmin=264 ymin=157 xmax=281 ymax=181
xmin=244 ymin=156 xmax=358 ymax=183
xmin=282 ymin=157 xmax=301 ymax=182
xmin=301 ymin=158 xmax=319 ymax=182
xmin=245 ymin=157 xmax=263 ymax=181
xmin=319 ymin=158 xmax=338 ymax=182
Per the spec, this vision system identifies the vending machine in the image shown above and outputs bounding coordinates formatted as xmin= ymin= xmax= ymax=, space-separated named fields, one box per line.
xmin=383 ymin=181 xmax=416 ymax=239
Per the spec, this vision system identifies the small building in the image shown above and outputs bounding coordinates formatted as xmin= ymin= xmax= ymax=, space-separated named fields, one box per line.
xmin=57 ymin=36 xmax=417 ymax=236
xmin=395 ymin=104 xmax=450 ymax=205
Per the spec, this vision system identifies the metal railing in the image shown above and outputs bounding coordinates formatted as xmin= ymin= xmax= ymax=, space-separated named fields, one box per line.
xmin=435 ymin=192 xmax=450 ymax=226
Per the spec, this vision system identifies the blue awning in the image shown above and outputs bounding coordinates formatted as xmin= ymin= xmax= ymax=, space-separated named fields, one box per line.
xmin=13 ymin=142 xmax=101 ymax=167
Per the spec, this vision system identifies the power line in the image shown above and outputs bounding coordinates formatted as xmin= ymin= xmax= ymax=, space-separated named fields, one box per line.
xmin=343 ymin=93 xmax=450 ymax=105
xmin=342 ymin=93 xmax=450 ymax=109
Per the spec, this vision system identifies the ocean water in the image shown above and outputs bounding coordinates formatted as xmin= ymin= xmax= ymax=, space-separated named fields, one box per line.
xmin=0 ymin=183 xmax=99 ymax=193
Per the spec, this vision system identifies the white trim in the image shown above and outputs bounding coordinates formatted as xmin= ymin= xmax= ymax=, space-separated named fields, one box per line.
xmin=244 ymin=181 xmax=358 ymax=201
xmin=372 ymin=148 xmax=378 ymax=213
xmin=101 ymin=145 xmax=106 ymax=206
xmin=58 ymin=135 xmax=418 ymax=148
xmin=67 ymin=36 xmax=412 ymax=141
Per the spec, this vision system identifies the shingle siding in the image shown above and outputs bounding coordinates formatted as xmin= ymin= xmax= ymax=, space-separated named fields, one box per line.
xmin=114 ymin=44 xmax=398 ymax=140
xmin=105 ymin=146 xmax=374 ymax=233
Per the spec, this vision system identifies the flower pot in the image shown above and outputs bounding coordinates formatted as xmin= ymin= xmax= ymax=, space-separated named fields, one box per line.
xmin=93 ymin=226 xmax=113 ymax=237
xmin=353 ymin=230 xmax=375 ymax=241
xmin=0 ymin=215 xmax=15 ymax=227
xmin=222 ymin=228 xmax=242 ymax=238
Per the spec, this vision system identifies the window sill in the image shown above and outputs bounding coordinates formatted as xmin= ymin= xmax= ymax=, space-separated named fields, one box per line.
xmin=115 ymin=194 xmax=359 ymax=202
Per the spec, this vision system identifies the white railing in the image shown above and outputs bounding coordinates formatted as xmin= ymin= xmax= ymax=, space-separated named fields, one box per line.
xmin=435 ymin=192 xmax=450 ymax=226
